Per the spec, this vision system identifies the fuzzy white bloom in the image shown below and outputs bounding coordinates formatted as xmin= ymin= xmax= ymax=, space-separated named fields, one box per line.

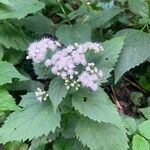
xmin=27 ymin=39 xmax=104 ymax=91
xmin=35 ymin=87 xmax=48 ymax=102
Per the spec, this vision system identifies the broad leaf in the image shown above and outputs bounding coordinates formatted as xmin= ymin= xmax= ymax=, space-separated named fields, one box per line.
xmin=33 ymin=63 xmax=53 ymax=79
xmin=3 ymin=49 xmax=24 ymax=65
xmin=20 ymin=13 xmax=56 ymax=35
xmin=121 ymin=115 xmax=137 ymax=135
xmin=61 ymin=113 xmax=79 ymax=139
xmin=128 ymin=0 xmax=148 ymax=18
xmin=0 ymin=0 xmax=10 ymax=5
xmin=115 ymin=29 xmax=150 ymax=82
xmin=4 ymin=80 xmax=44 ymax=92
xmin=0 ymin=88 xmax=20 ymax=111
xmin=48 ymin=77 xmax=68 ymax=113
xmin=0 ymin=0 xmax=45 ymax=20
xmin=4 ymin=141 xmax=28 ymax=150
xmin=86 ymin=7 xmax=123 ymax=28
xmin=132 ymin=134 xmax=149 ymax=150
xmin=53 ymin=137 xmax=89 ymax=150
xmin=139 ymin=120 xmax=150 ymax=139
xmin=72 ymin=88 xmax=124 ymax=130
xmin=0 ymin=61 xmax=28 ymax=85
xmin=95 ymin=36 xmax=125 ymax=82
xmin=0 ymin=22 xmax=29 ymax=51
xmin=56 ymin=24 xmax=91 ymax=46
xmin=76 ymin=117 xmax=128 ymax=150
xmin=0 ymin=93 xmax=61 ymax=143
xmin=140 ymin=107 xmax=150 ymax=120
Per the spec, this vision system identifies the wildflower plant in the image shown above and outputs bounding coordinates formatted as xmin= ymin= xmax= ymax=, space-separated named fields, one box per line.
xmin=0 ymin=35 xmax=129 ymax=150
xmin=0 ymin=0 xmax=150 ymax=149
xmin=27 ymin=38 xmax=104 ymax=91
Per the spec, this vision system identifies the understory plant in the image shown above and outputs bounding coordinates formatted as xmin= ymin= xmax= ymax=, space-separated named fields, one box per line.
xmin=0 ymin=0 xmax=150 ymax=150
xmin=0 ymin=35 xmax=128 ymax=149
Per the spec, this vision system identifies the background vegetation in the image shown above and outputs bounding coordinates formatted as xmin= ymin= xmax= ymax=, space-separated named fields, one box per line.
xmin=0 ymin=0 xmax=150 ymax=149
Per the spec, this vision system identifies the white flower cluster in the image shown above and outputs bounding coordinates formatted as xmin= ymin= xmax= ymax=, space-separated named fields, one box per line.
xmin=35 ymin=87 xmax=48 ymax=102
xmin=27 ymin=38 xmax=104 ymax=91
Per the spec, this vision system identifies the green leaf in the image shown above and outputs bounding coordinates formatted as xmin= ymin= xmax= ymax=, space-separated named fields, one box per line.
xmin=33 ymin=63 xmax=54 ymax=79
xmin=0 ymin=93 xmax=61 ymax=143
xmin=53 ymin=137 xmax=89 ymax=150
xmin=86 ymin=7 xmax=123 ymax=29
xmin=0 ymin=0 xmax=11 ymax=5
xmin=76 ymin=117 xmax=128 ymax=150
xmin=95 ymin=36 xmax=125 ymax=82
xmin=114 ymin=29 xmax=150 ymax=82
xmin=61 ymin=112 xmax=79 ymax=139
xmin=20 ymin=13 xmax=56 ymax=35
xmin=130 ymin=92 xmax=143 ymax=106
xmin=56 ymin=24 xmax=91 ymax=46
xmin=140 ymin=107 xmax=150 ymax=120
xmin=121 ymin=115 xmax=137 ymax=135
xmin=139 ymin=73 xmax=150 ymax=91
xmin=0 ymin=61 xmax=28 ymax=85
xmin=132 ymin=134 xmax=149 ymax=150
xmin=139 ymin=120 xmax=150 ymax=139
xmin=0 ymin=88 xmax=20 ymax=111
xmin=30 ymin=136 xmax=48 ymax=150
xmin=128 ymin=0 xmax=148 ymax=18
xmin=0 ymin=45 xmax=4 ymax=59
xmin=0 ymin=22 xmax=29 ymax=51
xmin=4 ymin=141 xmax=28 ymax=150
xmin=0 ymin=0 xmax=45 ymax=20
xmin=4 ymin=80 xmax=44 ymax=92
xmin=48 ymin=77 xmax=68 ymax=113
xmin=3 ymin=49 xmax=24 ymax=65
xmin=72 ymin=88 xmax=124 ymax=130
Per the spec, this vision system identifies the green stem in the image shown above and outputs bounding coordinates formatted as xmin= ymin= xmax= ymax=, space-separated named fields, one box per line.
xmin=56 ymin=0 xmax=72 ymax=26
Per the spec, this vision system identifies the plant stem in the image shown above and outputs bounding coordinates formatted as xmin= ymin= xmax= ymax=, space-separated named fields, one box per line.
xmin=56 ymin=0 xmax=72 ymax=26
xmin=110 ymin=86 xmax=123 ymax=110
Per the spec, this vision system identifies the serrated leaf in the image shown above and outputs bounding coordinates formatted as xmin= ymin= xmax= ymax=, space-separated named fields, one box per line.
xmin=72 ymin=88 xmax=124 ymax=130
xmin=0 ymin=0 xmax=45 ymax=20
xmin=3 ymin=49 xmax=24 ymax=65
xmin=33 ymin=63 xmax=54 ymax=79
xmin=0 ymin=22 xmax=29 ymax=51
xmin=53 ymin=137 xmax=89 ymax=150
xmin=139 ymin=120 xmax=150 ymax=139
xmin=140 ymin=107 xmax=150 ymax=120
xmin=0 ymin=61 xmax=28 ymax=85
xmin=0 ymin=93 xmax=61 ymax=144
xmin=30 ymin=136 xmax=49 ymax=150
xmin=128 ymin=0 xmax=148 ymax=18
xmin=56 ymin=24 xmax=91 ymax=46
xmin=20 ymin=13 xmax=56 ymax=35
xmin=121 ymin=115 xmax=137 ymax=135
xmin=114 ymin=29 xmax=150 ymax=82
xmin=4 ymin=141 xmax=28 ymax=150
xmin=132 ymin=134 xmax=149 ymax=150
xmin=76 ymin=117 xmax=128 ymax=150
xmin=48 ymin=77 xmax=68 ymax=113
xmin=61 ymin=113 xmax=79 ymax=139
xmin=4 ymin=80 xmax=44 ymax=92
xmin=0 ymin=88 xmax=20 ymax=111
xmin=86 ymin=7 xmax=123 ymax=28
xmin=95 ymin=36 xmax=124 ymax=82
